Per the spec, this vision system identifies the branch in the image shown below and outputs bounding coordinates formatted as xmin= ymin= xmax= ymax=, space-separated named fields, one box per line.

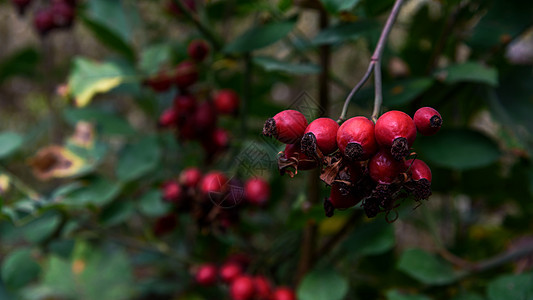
xmin=338 ymin=0 xmax=405 ymax=123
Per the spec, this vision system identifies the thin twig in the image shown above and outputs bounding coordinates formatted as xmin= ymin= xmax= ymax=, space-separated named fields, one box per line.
xmin=172 ymin=0 xmax=223 ymax=51
xmin=338 ymin=0 xmax=405 ymax=123
xmin=372 ymin=60 xmax=383 ymax=122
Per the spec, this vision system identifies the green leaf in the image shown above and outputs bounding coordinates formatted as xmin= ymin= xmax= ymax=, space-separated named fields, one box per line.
xmin=312 ymin=20 xmax=379 ymax=45
xmin=21 ymin=211 xmax=62 ymax=244
xmin=416 ymin=129 xmax=502 ymax=171
xmin=383 ymin=78 xmax=434 ymax=106
xmin=435 ymin=62 xmax=498 ymax=86
xmin=297 ymin=268 xmax=348 ymax=300
xmin=139 ymin=44 xmax=173 ymax=75
xmin=137 ymin=189 xmax=170 ymax=217
xmin=62 ymin=177 xmax=122 ymax=206
xmin=253 ymin=56 xmax=321 ymax=74
xmin=0 ymin=47 xmax=40 ymax=84
xmin=224 ymin=20 xmax=297 ymax=54
xmin=63 ymin=107 xmax=135 ymax=136
xmin=84 ymin=0 xmax=140 ymax=43
xmin=451 ymin=292 xmax=485 ymax=300
xmin=80 ymin=17 xmax=135 ymax=60
xmin=68 ymin=58 xmax=135 ymax=107
xmin=320 ymin=0 xmax=361 ymax=13
xmin=100 ymin=200 xmax=134 ymax=227
xmin=397 ymin=248 xmax=463 ymax=285
xmin=116 ymin=136 xmax=161 ymax=182
xmin=1 ymin=248 xmax=40 ymax=289
xmin=386 ymin=290 xmax=432 ymax=300
xmin=0 ymin=132 xmax=23 ymax=159
xmin=341 ymin=218 xmax=395 ymax=256
xmin=487 ymin=272 xmax=533 ymax=300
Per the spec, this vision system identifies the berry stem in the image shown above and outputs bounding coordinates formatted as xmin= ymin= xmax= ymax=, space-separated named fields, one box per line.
xmin=172 ymin=0 xmax=223 ymax=51
xmin=337 ymin=0 xmax=405 ymax=123
xmin=372 ymin=60 xmax=383 ymax=122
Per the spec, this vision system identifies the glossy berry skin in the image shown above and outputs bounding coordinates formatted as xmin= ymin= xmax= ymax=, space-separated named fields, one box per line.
xmin=161 ymin=180 xmax=183 ymax=203
xmin=302 ymin=117 xmax=339 ymax=155
xmin=219 ymin=261 xmax=243 ymax=284
xmin=337 ymin=116 xmax=377 ymax=161
xmin=230 ymin=276 xmax=256 ymax=300
xmin=195 ymin=263 xmax=218 ymax=286
xmin=244 ymin=178 xmax=270 ymax=206
xmin=414 ymin=107 xmax=442 ymax=136
xmin=271 ymin=287 xmax=296 ymax=300
xmin=214 ymin=89 xmax=240 ymax=115
xmin=405 ymin=159 xmax=432 ymax=182
xmin=375 ymin=111 xmax=416 ymax=159
xmin=282 ymin=143 xmax=317 ymax=170
xmin=145 ymin=71 xmax=173 ymax=92
xmin=200 ymin=171 xmax=228 ymax=195
xmin=179 ymin=167 xmax=202 ymax=189
xmin=187 ymin=39 xmax=210 ymax=62
xmin=174 ymin=61 xmax=198 ymax=89
xmin=263 ymin=110 xmax=308 ymax=144
xmin=253 ymin=276 xmax=271 ymax=300
xmin=368 ymin=150 xmax=406 ymax=184
xmin=329 ymin=182 xmax=361 ymax=209
xmin=153 ymin=214 xmax=177 ymax=236
xmin=158 ymin=108 xmax=178 ymax=128
xmin=34 ymin=9 xmax=54 ymax=36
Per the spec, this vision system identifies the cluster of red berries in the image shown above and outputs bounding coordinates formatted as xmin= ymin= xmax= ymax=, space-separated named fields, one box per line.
xmin=146 ymin=40 xmax=240 ymax=161
xmin=195 ymin=256 xmax=296 ymax=300
xmin=11 ymin=0 xmax=76 ymax=36
xmin=152 ymin=167 xmax=271 ymax=235
xmin=263 ymin=107 xmax=442 ymax=220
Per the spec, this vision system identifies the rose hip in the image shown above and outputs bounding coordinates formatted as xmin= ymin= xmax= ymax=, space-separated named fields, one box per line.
xmin=195 ymin=263 xmax=218 ymax=286
xmin=263 ymin=110 xmax=308 ymax=144
xmin=230 ymin=275 xmax=256 ymax=300
xmin=375 ymin=110 xmax=417 ymax=160
xmin=368 ymin=149 xmax=406 ymax=184
xmin=187 ymin=39 xmax=210 ymax=62
xmin=214 ymin=89 xmax=240 ymax=115
xmin=414 ymin=107 xmax=442 ymax=136
xmin=337 ymin=116 xmax=377 ymax=161
xmin=244 ymin=177 xmax=270 ymax=206
xmin=301 ymin=117 xmax=339 ymax=156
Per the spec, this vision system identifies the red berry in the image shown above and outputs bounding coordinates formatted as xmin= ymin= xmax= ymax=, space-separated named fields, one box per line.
xmin=158 ymin=108 xmax=178 ymax=128
xmin=414 ymin=107 xmax=442 ymax=136
xmin=194 ymin=102 xmax=217 ymax=134
xmin=187 ymin=39 xmax=210 ymax=62
xmin=219 ymin=261 xmax=243 ymax=284
xmin=244 ymin=178 xmax=270 ymax=206
xmin=271 ymin=287 xmax=296 ymax=300
xmin=404 ymin=159 xmax=432 ymax=200
xmin=253 ymin=276 xmax=271 ymax=300
xmin=152 ymin=213 xmax=177 ymax=236
xmin=200 ymin=171 xmax=228 ymax=195
xmin=179 ymin=167 xmax=202 ymax=189
xmin=337 ymin=116 xmax=377 ymax=161
xmin=195 ymin=263 xmax=218 ymax=286
xmin=368 ymin=150 xmax=406 ymax=184
xmin=145 ymin=71 xmax=173 ymax=92
xmin=173 ymin=94 xmax=197 ymax=115
xmin=375 ymin=111 xmax=416 ymax=160
xmin=161 ymin=180 xmax=183 ymax=203
xmin=230 ymin=275 xmax=256 ymax=300
xmin=211 ymin=128 xmax=231 ymax=150
xmin=174 ymin=61 xmax=198 ymax=89
xmin=301 ymin=117 xmax=339 ymax=156
xmin=51 ymin=1 xmax=75 ymax=28
xmin=214 ymin=89 xmax=240 ymax=115
xmin=34 ymin=9 xmax=54 ymax=36
xmin=329 ymin=182 xmax=362 ymax=209
xmin=177 ymin=116 xmax=197 ymax=140
xmin=263 ymin=110 xmax=308 ymax=144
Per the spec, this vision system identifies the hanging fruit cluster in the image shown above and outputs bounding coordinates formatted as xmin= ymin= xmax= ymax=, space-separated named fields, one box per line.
xmin=146 ymin=39 xmax=240 ymax=162
xmin=194 ymin=255 xmax=296 ymax=300
xmin=153 ymin=166 xmax=271 ymax=235
xmin=263 ymin=107 xmax=442 ymax=221
xmin=11 ymin=0 xmax=77 ymax=36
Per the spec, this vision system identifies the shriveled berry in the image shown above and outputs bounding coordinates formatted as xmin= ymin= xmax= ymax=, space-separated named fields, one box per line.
xmin=329 ymin=182 xmax=362 ymax=209
xmin=161 ymin=180 xmax=183 ymax=203
xmin=174 ymin=60 xmax=198 ymax=89
xmin=337 ymin=116 xmax=377 ymax=161
xmin=194 ymin=102 xmax=217 ymax=134
xmin=153 ymin=213 xmax=177 ymax=236
xmin=244 ymin=177 xmax=270 ymax=206
xmin=404 ymin=158 xmax=432 ymax=200
xmin=271 ymin=287 xmax=296 ymax=300
xmin=219 ymin=261 xmax=243 ymax=284
xmin=230 ymin=275 xmax=256 ymax=300
xmin=368 ymin=149 xmax=406 ymax=184
xmin=200 ymin=171 xmax=228 ymax=195
xmin=188 ymin=39 xmax=210 ymax=62
xmin=34 ymin=9 xmax=54 ymax=36
xmin=414 ymin=107 xmax=442 ymax=136
xmin=179 ymin=167 xmax=202 ymax=189
xmin=263 ymin=110 xmax=308 ymax=144
xmin=158 ymin=107 xmax=178 ymax=128
xmin=301 ymin=117 xmax=339 ymax=156
xmin=253 ymin=276 xmax=271 ymax=300
xmin=375 ymin=111 xmax=416 ymax=160
xmin=195 ymin=263 xmax=218 ymax=286
xmin=282 ymin=143 xmax=317 ymax=170
xmin=214 ymin=89 xmax=240 ymax=115
xmin=145 ymin=71 xmax=173 ymax=92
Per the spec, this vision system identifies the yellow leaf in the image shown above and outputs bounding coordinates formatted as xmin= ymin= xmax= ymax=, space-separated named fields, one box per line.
xmin=74 ymin=76 xmax=123 ymax=107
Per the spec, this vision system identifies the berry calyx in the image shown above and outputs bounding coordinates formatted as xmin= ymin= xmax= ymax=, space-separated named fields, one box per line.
xmin=414 ymin=107 xmax=442 ymax=136
xmin=219 ymin=261 xmax=243 ymax=284
xmin=244 ymin=177 xmax=270 ymax=206
xmin=271 ymin=287 xmax=296 ymax=300
xmin=404 ymin=158 xmax=432 ymax=200
xmin=301 ymin=117 xmax=339 ymax=156
xmin=174 ymin=60 xmax=198 ymax=89
xmin=179 ymin=167 xmax=202 ymax=189
xmin=161 ymin=180 xmax=183 ymax=203
xmin=375 ymin=110 xmax=417 ymax=160
xmin=200 ymin=171 xmax=228 ymax=195
xmin=230 ymin=275 xmax=256 ymax=300
xmin=187 ymin=39 xmax=210 ymax=62
xmin=368 ymin=149 xmax=406 ymax=184
xmin=263 ymin=110 xmax=308 ymax=144
xmin=336 ymin=116 xmax=377 ymax=161
xmin=195 ymin=263 xmax=218 ymax=286
xmin=214 ymin=89 xmax=240 ymax=115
